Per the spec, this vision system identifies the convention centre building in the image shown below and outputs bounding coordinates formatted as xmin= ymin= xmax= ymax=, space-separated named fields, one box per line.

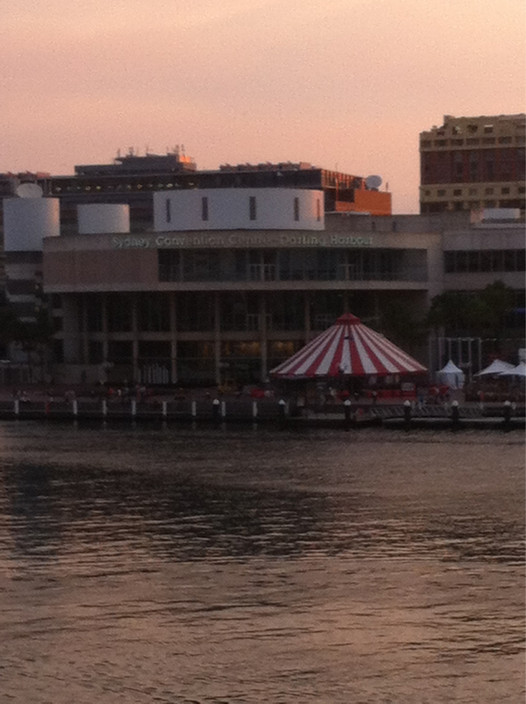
xmin=10 ymin=187 xmax=517 ymax=387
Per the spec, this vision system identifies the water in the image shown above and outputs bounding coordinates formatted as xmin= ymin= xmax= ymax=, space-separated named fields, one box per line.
xmin=0 ymin=421 xmax=524 ymax=703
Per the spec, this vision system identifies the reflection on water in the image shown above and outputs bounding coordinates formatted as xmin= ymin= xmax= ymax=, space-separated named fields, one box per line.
xmin=0 ymin=422 xmax=524 ymax=703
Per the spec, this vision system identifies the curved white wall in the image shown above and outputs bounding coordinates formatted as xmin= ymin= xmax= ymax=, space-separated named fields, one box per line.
xmin=154 ymin=188 xmax=324 ymax=231
xmin=78 ymin=203 xmax=130 ymax=234
xmin=3 ymin=197 xmax=60 ymax=251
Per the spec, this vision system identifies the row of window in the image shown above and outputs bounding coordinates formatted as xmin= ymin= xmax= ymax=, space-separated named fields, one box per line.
xmin=158 ymin=248 xmax=427 ymax=283
xmin=421 ymin=136 xmax=524 ymax=148
xmin=78 ymin=290 xmax=380 ymax=335
xmin=85 ymin=338 xmax=300 ymax=383
xmin=444 ymin=249 xmax=525 ymax=273
xmin=423 ymin=186 xmax=525 ymax=197
xmin=165 ymin=196 xmax=319 ymax=223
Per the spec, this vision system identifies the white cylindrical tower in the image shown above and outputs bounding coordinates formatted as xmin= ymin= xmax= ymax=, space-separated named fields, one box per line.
xmin=3 ymin=197 xmax=60 ymax=251
xmin=78 ymin=204 xmax=130 ymax=234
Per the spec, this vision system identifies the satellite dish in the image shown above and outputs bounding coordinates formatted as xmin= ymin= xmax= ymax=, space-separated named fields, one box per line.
xmin=365 ymin=175 xmax=382 ymax=190
xmin=16 ymin=183 xmax=43 ymax=198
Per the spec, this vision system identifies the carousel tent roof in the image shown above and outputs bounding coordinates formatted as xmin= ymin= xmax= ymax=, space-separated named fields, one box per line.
xmin=269 ymin=313 xmax=427 ymax=379
xmin=475 ymin=359 xmax=515 ymax=376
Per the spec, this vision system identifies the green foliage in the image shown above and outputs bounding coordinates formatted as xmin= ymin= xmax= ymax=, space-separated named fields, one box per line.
xmin=0 ymin=301 xmax=54 ymax=353
xmin=380 ymin=300 xmax=427 ymax=348
xmin=427 ymin=280 xmax=516 ymax=337
xmin=0 ymin=305 xmax=24 ymax=346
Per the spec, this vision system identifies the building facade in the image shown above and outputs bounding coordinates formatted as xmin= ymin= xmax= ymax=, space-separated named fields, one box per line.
xmin=419 ymin=114 xmax=526 ymax=214
xmin=35 ymin=191 xmax=524 ymax=387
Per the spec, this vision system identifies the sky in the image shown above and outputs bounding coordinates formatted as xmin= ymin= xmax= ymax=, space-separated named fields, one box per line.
xmin=2 ymin=0 xmax=525 ymax=213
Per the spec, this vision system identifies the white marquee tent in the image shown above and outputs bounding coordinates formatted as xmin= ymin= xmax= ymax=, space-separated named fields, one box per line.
xmin=498 ymin=361 xmax=526 ymax=377
xmin=436 ymin=360 xmax=465 ymax=389
xmin=475 ymin=359 xmax=515 ymax=376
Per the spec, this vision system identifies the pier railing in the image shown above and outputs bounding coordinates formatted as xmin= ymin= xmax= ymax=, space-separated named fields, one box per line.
xmin=0 ymin=397 xmax=523 ymax=426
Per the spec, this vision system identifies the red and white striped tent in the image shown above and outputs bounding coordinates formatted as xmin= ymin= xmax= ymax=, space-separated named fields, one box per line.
xmin=270 ymin=313 xmax=427 ymax=379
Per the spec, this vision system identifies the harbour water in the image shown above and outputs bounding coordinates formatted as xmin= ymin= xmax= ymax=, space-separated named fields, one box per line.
xmin=0 ymin=421 xmax=524 ymax=703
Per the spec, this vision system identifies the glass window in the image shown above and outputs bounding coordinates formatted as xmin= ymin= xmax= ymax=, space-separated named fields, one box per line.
xmin=480 ymin=251 xmax=492 ymax=272
xmin=108 ymin=340 xmax=133 ymax=364
xmin=220 ymin=292 xmax=259 ymax=331
xmin=201 ymin=196 xmax=209 ymax=221
xmin=158 ymin=250 xmax=180 ymax=281
xmin=107 ymin=293 xmax=132 ymax=332
xmin=177 ymin=292 xmax=214 ymax=331
xmin=137 ymin=293 xmax=170 ymax=332
xmin=504 ymin=250 xmax=516 ymax=271
xmin=183 ymin=250 xmax=220 ymax=281
xmin=467 ymin=251 xmax=479 ymax=272
xmin=88 ymin=341 xmax=103 ymax=364
xmin=444 ymin=252 xmax=455 ymax=274
xmin=293 ymin=197 xmax=300 ymax=221
xmin=268 ymin=291 xmax=304 ymax=331
xmin=85 ymin=295 xmax=103 ymax=332
xmin=249 ymin=196 xmax=257 ymax=221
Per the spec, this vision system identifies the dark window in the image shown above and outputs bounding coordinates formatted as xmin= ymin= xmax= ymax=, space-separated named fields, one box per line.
xmin=201 ymin=196 xmax=209 ymax=221
xmin=293 ymin=197 xmax=300 ymax=221
xmin=85 ymin=295 xmax=103 ymax=332
xmin=158 ymin=250 xmax=180 ymax=281
xmin=445 ymin=249 xmax=524 ymax=273
xmin=444 ymin=252 xmax=455 ymax=273
xmin=249 ymin=196 xmax=257 ymax=221
xmin=182 ymin=250 xmax=220 ymax=281
xmin=106 ymin=293 xmax=132 ymax=332
xmin=165 ymin=198 xmax=171 ymax=223
xmin=88 ymin=341 xmax=103 ymax=364
xmin=108 ymin=340 xmax=133 ymax=365
xmin=177 ymin=292 xmax=214 ymax=332
xmin=137 ymin=293 xmax=170 ymax=332
xmin=53 ymin=340 xmax=64 ymax=363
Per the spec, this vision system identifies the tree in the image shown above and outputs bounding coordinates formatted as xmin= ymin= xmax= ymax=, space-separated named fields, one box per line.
xmin=380 ymin=300 xmax=427 ymax=350
xmin=0 ymin=298 xmax=54 ymax=380
xmin=0 ymin=304 xmax=24 ymax=356
xmin=427 ymin=281 xmax=516 ymax=338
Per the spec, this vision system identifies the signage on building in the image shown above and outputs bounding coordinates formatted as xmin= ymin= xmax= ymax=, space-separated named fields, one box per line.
xmin=111 ymin=233 xmax=373 ymax=249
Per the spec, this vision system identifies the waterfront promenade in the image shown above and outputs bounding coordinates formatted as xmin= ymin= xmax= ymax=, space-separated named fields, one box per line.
xmin=0 ymin=384 xmax=524 ymax=431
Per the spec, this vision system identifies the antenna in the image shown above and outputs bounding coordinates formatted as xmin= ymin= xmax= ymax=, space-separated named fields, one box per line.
xmin=365 ymin=175 xmax=382 ymax=190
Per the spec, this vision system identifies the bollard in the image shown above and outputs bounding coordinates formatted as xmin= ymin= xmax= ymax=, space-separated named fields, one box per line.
xmin=403 ymin=400 xmax=411 ymax=430
xmin=131 ymin=399 xmax=137 ymax=417
xmin=221 ymin=400 xmax=226 ymax=419
xmin=212 ymin=398 xmax=221 ymax=422
xmin=503 ymin=400 xmax=512 ymax=431
xmin=252 ymin=400 xmax=258 ymax=419
xmin=278 ymin=398 xmax=287 ymax=426
xmin=72 ymin=399 xmax=78 ymax=417
xmin=191 ymin=400 xmax=197 ymax=418
xmin=162 ymin=401 xmax=167 ymax=418
xmin=102 ymin=398 xmax=107 ymax=417
xmin=14 ymin=398 xmax=19 ymax=417
xmin=343 ymin=398 xmax=352 ymax=431
xmin=451 ymin=400 xmax=460 ymax=431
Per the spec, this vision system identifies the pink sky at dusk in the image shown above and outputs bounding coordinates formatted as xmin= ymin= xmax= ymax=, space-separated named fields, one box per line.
xmin=2 ymin=0 xmax=525 ymax=213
